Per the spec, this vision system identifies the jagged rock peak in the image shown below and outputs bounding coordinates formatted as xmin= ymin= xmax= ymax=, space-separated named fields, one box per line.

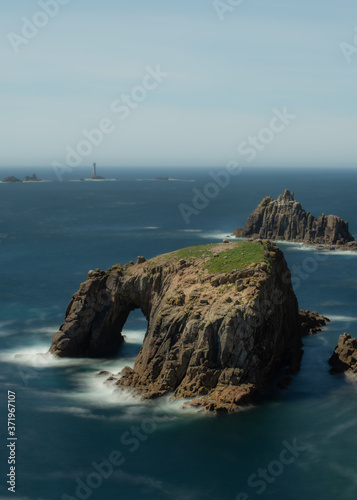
xmin=279 ymin=189 xmax=295 ymax=202
xmin=234 ymin=190 xmax=355 ymax=247
xmin=49 ymin=240 xmax=310 ymax=412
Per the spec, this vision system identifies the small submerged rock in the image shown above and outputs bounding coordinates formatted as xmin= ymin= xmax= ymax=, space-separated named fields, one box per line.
xmin=96 ymin=370 xmax=112 ymax=377
xmin=299 ymin=310 xmax=330 ymax=336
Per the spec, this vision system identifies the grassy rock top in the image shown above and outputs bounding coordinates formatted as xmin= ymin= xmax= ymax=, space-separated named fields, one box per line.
xmin=147 ymin=240 xmax=269 ymax=274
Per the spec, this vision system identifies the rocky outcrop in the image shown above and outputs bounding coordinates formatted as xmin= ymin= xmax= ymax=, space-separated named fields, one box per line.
xmin=2 ymin=174 xmax=41 ymax=183
xmin=24 ymin=174 xmax=41 ymax=182
xmin=2 ymin=176 xmax=22 ymax=183
xmin=299 ymin=310 xmax=330 ymax=336
xmin=329 ymin=333 xmax=357 ymax=374
xmin=234 ymin=190 xmax=356 ymax=248
xmin=50 ymin=241 xmax=316 ymax=412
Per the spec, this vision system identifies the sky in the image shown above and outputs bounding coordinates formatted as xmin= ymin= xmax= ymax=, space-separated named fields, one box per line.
xmin=1 ymin=0 xmax=357 ymax=169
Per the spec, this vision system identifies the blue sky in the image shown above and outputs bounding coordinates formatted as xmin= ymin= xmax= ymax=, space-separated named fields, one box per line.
xmin=1 ymin=0 xmax=357 ymax=168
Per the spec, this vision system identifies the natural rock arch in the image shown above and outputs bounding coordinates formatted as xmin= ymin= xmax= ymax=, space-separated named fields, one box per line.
xmin=50 ymin=241 xmax=306 ymax=411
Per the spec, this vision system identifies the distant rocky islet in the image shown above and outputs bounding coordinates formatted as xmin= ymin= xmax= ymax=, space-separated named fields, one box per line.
xmin=234 ymin=189 xmax=357 ymax=251
xmin=1 ymin=173 xmax=41 ymax=183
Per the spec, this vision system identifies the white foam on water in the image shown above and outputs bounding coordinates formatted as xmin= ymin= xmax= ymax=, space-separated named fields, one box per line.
xmin=144 ymin=226 xmax=159 ymax=230
xmin=26 ymin=326 xmax=59 ymax=337
xmin=345 ymin=371 xmax=357 ymax=388
xmin=67 ymin=372 xmax=143 ymax=408
xmin=329 ymin=250 xmax=357 ymax=256
xmin=0 ymin=344 xmax=99 ymax=369
xmin=1 ymin=336 xmax=214 ymax=418
xmin=0 ymin=343 xmax=134 ymax=372
xmin=326 ymin=417 xmax=357 ymax=439
xmin=179 ymin=229 xmax=203 ymax=233
xmin=122 ymin=329 xmax=146 ymax=345
xmin=198 ymin=231 xmax=235 ymax=240
xmin=327 ymin=315 xmax=357 ymax=322
xmin=168 ymin=178 xmax=194 ymax=182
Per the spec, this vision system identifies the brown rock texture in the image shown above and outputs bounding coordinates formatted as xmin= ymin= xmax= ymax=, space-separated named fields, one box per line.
xmin=299 ymin=310 xmax=330 ymax=336
xmin=329 ymin=333 xmax=357 ymax=374
xmin=234 ymin=189 xmax=355 ymax=247
xmin=50 ymin=241 xmax=307 ymax=412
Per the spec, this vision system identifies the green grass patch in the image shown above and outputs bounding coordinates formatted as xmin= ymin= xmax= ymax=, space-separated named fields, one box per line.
xmin=204 ymin=242 xmax=266 ymax=273
xmin=150 ymin=241 xmax=268 ymax=274
xmin=173 ymin=243 xmax=217 ymax=262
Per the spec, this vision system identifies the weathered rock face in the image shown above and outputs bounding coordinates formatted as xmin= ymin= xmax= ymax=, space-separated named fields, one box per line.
xmin=299 ymin=310 xmax=330 ymax=336
xmin=234 ymin=190 xmax=355 ymax=247
xmin=329 ymin=333 xmax=357 ymax=374
xmin=50 ymin=241 xmax=304 ymax=412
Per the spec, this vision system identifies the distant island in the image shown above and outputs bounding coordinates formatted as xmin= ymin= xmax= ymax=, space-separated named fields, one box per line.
xmin=234 ymin=189 xmax=357 ymax=251
xmin=2 ymin=173 xmax=41 ymax=183
xmin=24 ymin=174 xmax=41 ymax=182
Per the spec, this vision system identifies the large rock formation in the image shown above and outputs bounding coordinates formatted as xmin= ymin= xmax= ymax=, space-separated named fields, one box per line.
xmin=234 ymin=190 xmax=356 ymax=248
xmin=50 ymin=241 xmax=322 ymax=412
xmin=329 ymin=333 xmax=357 ymax=374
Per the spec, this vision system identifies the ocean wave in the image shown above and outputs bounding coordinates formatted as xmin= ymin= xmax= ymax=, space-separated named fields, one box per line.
xmin=0 ymin=320 xmax=18 ymax=337
xmin=198 ymin=231 xmax=235 ymax=240
xmin=179 ymin=229 xmax=203 ymax=233
xmin=0 ymin=344 xmax=96 ymax=368
xmin=0 ymin=344 xmax=135 ymax=372
xmin=327 ymin=315 xmax=357 ymax=322
xmin=122 ymin=329 xmax=146 ymax=345
xmin=144 ymin=226 xmax=159 ymax=230
xmin=25 ymin=326 xmax=59 ymax=337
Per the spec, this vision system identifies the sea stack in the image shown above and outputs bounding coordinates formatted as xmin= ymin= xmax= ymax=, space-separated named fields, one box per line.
xmin=234 ymin=189 xmax=356 ymax=248
xmin=1 ymin=176 xmax=22 ymax=183
xmin=49 ymin=241 xmax=327 ymax=412
xmin=24 ymin=174 xmax=41 ymax=182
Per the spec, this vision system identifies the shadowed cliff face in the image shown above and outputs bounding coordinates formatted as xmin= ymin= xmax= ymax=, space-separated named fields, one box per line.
xmin=234 ymin=190 xmax=355 ymax=247
xmin=50 ymin=241 xmax=303 ymax=412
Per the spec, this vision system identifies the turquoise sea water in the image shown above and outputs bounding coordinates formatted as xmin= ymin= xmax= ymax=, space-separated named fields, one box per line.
xmin=0 ymin=167 xmax=357 ymax=500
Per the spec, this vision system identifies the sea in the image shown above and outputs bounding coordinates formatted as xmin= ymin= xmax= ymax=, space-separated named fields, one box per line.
xmin=0 ymin=166 xmax=357 ymax=500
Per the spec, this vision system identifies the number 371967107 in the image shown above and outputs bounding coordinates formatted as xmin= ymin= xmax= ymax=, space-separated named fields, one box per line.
xmin=8 ymin=391 xmax=16 ymax=436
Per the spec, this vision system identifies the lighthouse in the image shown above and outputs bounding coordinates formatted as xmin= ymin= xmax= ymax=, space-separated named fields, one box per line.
xmin=90 ymin=162 xmax=104 ymax=180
